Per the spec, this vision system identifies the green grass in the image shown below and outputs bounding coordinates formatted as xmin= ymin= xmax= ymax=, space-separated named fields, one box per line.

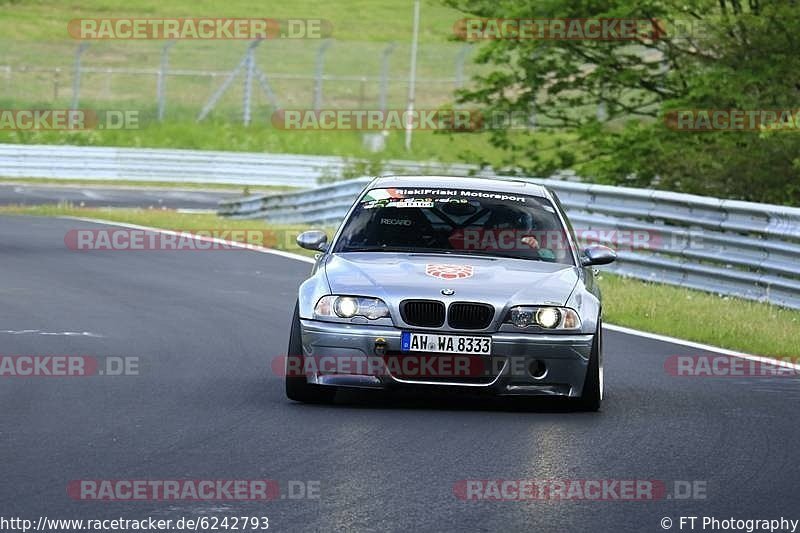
xmin=0 ymin=0 xmax=479 ymax=109
xmin=599 ymin=275 xmax=800 ymax=359
xmin=0 ymin=0 xmax=565 ymax=169
xmin=2 ymin=204 xmax=799 ymax=360
xmin=0 ymin=1 xmax=522 ymax=167
xmin=1 ymin=119 xmax=571 ymax=168
xmin=1 ymin=0 xmax=464 ymax=43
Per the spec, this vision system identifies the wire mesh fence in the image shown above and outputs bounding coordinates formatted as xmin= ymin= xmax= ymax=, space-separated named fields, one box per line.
xmin=0 ymin=39 xmax=484 ymax=125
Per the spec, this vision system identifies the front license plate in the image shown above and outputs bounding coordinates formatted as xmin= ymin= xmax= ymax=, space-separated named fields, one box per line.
xmin=401 ymin=332 xmax=492 ymax=355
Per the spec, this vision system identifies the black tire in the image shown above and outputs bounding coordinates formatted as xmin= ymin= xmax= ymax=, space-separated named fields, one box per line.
xmin=576 ymin=320 xmax=603 ymax=412
xmin=285 ymin=303 xmax=336 ymax=404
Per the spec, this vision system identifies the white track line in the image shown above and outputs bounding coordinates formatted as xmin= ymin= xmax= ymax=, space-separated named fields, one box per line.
xmin=604 ymin=324 xmax=800 ymax=370
xmin=63 ymin=216 xmax=798 ymax=369
xmin=64 ymin=216 xmax=315 ymax=264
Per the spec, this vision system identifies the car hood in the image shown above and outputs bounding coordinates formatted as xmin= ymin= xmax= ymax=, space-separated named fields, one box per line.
xmin=323 ymin=252 xmax=579 ymax=306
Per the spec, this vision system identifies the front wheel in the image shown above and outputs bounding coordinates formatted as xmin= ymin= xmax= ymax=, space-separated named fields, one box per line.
xmin=285 ymin=303 xmax=336 ymax=404
xmin=575 ymin=320 xmax=603 ymax=412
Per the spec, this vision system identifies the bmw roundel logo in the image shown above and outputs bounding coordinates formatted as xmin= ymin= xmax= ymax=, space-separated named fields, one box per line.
xmin=441 ymin=288 xmax=455 ymax=296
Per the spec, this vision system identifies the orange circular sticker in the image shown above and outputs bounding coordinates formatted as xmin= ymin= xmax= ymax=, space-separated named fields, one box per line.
xmin=425 ymin=264 xmax=474 ymax=280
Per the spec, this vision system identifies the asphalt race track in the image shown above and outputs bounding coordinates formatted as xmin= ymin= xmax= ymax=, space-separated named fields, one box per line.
xmin=1 ymin=215 xmax=798 ymax=532
xmin=0 ymin=184 xmax=241 ymax=210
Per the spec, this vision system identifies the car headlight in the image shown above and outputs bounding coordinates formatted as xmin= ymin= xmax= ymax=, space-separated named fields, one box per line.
xmin=506 ymin=306 xmax=581 ymax=330
xmin=314 ymin=295 xmax=390 ymax=320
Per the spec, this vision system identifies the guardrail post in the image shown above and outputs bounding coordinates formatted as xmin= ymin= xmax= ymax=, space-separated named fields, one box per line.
xmin=157 ymin=41 xmax=175 ymax=122
xmin=313 ymin=39 xmax=333 ymax=111
xmin=71 ymin=42 xmax=90 ymax=109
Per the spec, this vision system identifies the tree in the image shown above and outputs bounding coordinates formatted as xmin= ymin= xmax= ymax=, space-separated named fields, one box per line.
xmin=445 ymin=0 xmax=800 ymax=205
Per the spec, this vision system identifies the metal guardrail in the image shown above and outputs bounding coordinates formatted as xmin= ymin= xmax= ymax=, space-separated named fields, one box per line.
xmin=0 ymin=144 xmax=500 ymax=186
xmin=217 ymin=178 xmax=373 ymax=222
xmin=2 ymin=142 xmax=797 ymax=308
xmin=219 ymin=177 xmax=800 ymax=310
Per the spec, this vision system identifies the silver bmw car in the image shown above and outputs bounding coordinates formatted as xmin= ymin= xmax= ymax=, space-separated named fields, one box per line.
xmin=286 ymin=176 xmax=616 ymax=410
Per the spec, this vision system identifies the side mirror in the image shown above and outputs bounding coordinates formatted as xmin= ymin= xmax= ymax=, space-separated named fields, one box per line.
xmin=296 ymin=230 xmax=328 ymax=252
xmin=580 ymin=244 xmax=616 ymax=267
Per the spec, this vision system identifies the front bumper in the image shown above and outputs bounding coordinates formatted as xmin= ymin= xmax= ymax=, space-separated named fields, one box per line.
xmin=298 ymin=319 xmax=594 ymax=397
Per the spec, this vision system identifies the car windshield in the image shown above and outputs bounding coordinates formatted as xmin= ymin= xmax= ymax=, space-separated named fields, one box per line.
xmin=332 ymin=187 xmax=575 ymax=265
